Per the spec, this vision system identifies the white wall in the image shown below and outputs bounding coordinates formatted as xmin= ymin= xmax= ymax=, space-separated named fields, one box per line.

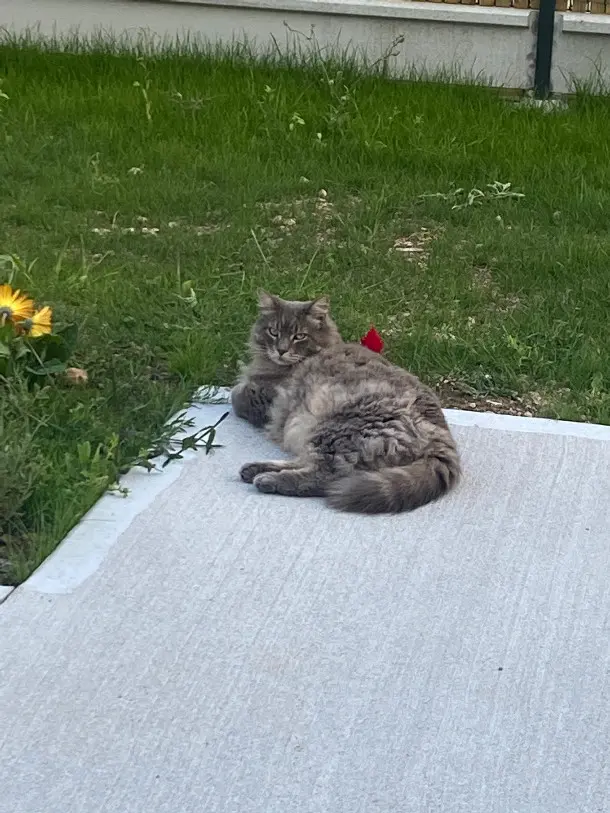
xmin=0 ymin=0 xmax=535 ymax=88
xmin=1 ymin=0 xmax=609 ymax=94
xmin=553 ymin=13 xmax=610 ymax=92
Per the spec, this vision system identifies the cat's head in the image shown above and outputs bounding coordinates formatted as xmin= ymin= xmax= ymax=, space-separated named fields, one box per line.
xmin=250 ymin=291 xmax=341 ymax=367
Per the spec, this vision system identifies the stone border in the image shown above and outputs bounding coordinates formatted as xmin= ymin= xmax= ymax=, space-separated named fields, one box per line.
xmin=562 ymin=12 xmax=610 ymax=34
xmin=447 ymin=408 xmax=610 ymax=440
xmin=168 ymin=0 xmax=532 ymax=28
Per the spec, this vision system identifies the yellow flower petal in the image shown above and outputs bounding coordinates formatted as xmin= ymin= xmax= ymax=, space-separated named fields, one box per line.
xmin=0 ymin=283 xmax=35 ymax=323
xmin=23 ymin=305 xmax=53 ymax=337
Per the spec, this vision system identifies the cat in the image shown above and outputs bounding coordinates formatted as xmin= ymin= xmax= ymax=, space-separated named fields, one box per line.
xmin=231 ymin=291 xmax=461 ymax=513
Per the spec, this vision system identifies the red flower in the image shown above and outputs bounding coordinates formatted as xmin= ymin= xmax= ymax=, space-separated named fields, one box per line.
xmin=360 ymin=325 xmax=384 ymax=353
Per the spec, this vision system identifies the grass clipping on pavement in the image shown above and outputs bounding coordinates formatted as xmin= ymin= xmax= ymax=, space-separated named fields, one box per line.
xmin=0 ymin=39 xmax=609 ymax=583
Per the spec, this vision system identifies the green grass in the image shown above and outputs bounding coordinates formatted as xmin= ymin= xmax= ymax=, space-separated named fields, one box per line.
xmin=1 ymin=39 xmax=609 ymax=583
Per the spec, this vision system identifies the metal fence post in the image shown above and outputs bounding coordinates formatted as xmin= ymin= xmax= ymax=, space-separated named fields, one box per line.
xmin=534 ymin=0 xmax=558 ymax=99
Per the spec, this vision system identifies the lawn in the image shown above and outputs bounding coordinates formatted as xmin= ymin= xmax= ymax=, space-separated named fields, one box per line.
xmin=1 ymin=39 xmax=609 ymax=584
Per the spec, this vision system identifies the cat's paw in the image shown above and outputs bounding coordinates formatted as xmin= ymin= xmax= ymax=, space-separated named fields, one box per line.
xmin=240 ymin=462 xmax=267 ymax=483
xmin=253 ymin=473 xmax=278 ymax=494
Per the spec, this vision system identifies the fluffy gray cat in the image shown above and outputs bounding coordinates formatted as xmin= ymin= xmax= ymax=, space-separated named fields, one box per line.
xmin=231 ymin=291 xmax=461 ymax=513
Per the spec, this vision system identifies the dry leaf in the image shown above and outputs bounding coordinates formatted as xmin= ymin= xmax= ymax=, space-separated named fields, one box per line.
xmin=65 ymin=367 xmax=88 ymax=385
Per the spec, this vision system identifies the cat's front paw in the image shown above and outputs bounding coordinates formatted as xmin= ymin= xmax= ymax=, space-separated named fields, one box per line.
xmin=253 ymin=473 xmax=278 ymax=494
xmin=240 ymin=462 xmax=268 ymax=483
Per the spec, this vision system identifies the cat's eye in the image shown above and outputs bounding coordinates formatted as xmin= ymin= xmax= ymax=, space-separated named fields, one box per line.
xmin=293 ymin=332 xmax=308 ymax=341
xmin=267 ymin=327 xmax=279 ymax=338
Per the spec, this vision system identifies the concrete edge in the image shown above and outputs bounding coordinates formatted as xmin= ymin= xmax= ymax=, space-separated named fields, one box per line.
xmin=4 ymin=385 xmax=608 ymax=600
xmin=0 ymin=585 xmax=15 ymax=604
xmin=7 ymin=387 xmax=231 ymax=599
xmin=166 ymin=0 xmax=532 ymax=28
xmin=562 ymin=12 xmax=610 ymax=35
xmin=446 ymin=408 xmax=610 ymax=440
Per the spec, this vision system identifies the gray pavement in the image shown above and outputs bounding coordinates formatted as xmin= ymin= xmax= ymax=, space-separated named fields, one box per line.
xmin=1 ymin=403 xmax=609 ymax=813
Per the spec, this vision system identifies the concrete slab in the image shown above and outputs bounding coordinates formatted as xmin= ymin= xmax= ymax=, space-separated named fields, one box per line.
xmin=1 ymin=401 xmax=609 ymax=813
xmin=0 ymin=585 xmax=13 ymax=604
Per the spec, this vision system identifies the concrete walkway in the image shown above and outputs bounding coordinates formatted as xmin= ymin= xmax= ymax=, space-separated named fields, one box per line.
xmin=1 ymin=398 xmax=609 ymax=813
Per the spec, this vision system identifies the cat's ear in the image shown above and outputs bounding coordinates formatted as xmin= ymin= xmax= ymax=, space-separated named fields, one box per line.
xmin=257 ymin=289 xmax=278 ymax=312
xmin=308 ymin=296 xmax=330 ymax=320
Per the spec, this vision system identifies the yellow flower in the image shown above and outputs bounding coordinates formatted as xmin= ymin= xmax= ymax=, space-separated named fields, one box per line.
xmin=0 ymin=284 xmax=35 ymax=325
xmin=21 ymin=306 xmax=53 ymax=337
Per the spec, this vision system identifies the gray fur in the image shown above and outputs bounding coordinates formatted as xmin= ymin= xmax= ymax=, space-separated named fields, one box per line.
xmin=232 ymin=293 xmax=461 ymax=513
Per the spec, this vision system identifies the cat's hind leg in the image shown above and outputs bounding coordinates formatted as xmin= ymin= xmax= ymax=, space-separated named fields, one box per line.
xmin=241 ymin=450 xmax=334 ymax=497
xmin=252 ymin=466 xmax=331 ymax=498
xmin=240 ymin=459 xmax=300 ymax=483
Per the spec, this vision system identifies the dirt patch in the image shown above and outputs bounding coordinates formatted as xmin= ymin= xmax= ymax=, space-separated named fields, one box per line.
xmin=471 ymin=264 xmax=493 ymax=289
xmin=256 ymin=190 xmax=337 ymax=247
xmin=91 ymin=212 xmax=227 ymax=237
xmin=391 ymin=226 xmax=440 ymax=265
xmin=270 ymin=214 xmax=297 ymax=232
xmin=436 ymin=377 xmax=544 ymax=418
xmin=470 ymin=264 xmax=521 ymax=313
xmin=257 ymin=190 xmax=364 ymax=245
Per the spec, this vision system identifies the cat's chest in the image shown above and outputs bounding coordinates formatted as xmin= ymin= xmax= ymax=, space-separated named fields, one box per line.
xmin=277 ymin=380 xmax=348 ymax=453
xmin=281 ymin=408 xmax=318 ymax=455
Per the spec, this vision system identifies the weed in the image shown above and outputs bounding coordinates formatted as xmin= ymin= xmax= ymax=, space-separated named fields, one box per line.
xmin=420 ymin=181 xmax=525 ymax=210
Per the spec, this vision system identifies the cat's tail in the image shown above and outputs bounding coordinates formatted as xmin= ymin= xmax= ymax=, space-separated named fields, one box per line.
xmin=325 ymin=443 xmax=461 ymax=514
